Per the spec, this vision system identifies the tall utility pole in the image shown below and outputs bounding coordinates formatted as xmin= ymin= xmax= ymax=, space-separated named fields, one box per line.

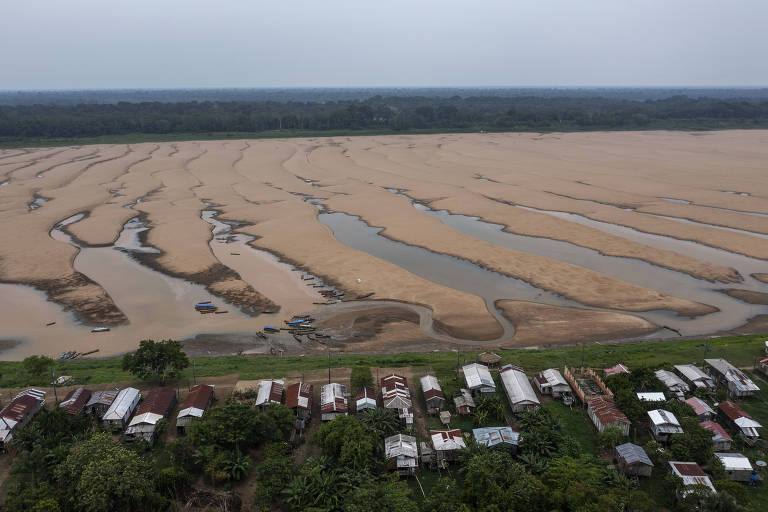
xmin=327 ymin=345 xmax=331 ymax=384
xmin=50 ymin=366 xmax=58 ymax=403
xmin=455 ymin=350 xmax=460 ymax=380
xmin=192 ymin=360 xmax=197 ymax=386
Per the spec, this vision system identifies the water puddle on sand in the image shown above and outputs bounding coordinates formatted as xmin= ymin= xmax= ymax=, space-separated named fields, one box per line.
xmin=0 ymin=216 xmax=276 ymax=359
xmin=386 ymin=191 xmax=768 ymax=336
xmin=201 ymin=210 xmax=323 ymax=316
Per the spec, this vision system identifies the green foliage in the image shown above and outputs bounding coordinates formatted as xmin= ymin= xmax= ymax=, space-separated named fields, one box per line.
xmin=344 ymin=474 xmax=418 ymax=512
xmin=670 ymin=418 xmax=715 ymax=465
xmin=264 ymin=403 xmax=295 ymax=441
xmin=252 ymin=442 xmax=294 ymax=512
xmin=517 ymin=407 xmax=580 ymax=461
xmin=4 ymin=482 xmax=61 ymax=512
xmin=315 ymin=415 xmax=377 ymax=471
xmin=350 ymin=366 xmax=373 ymax=390
xmin=460 ymin=450 xmax=548 ymax=510
xmin=121 ymin=338 xmax=189 ymax=383
xmin=21 ymin=355 xmax=54 ymax=383
xmin=359 ymin=407 xmax=400 ymax=441
xmin=189 ymin=402 xmax=269 ymax=450
xmin=598 ymin=424 xmax=627 ymax=452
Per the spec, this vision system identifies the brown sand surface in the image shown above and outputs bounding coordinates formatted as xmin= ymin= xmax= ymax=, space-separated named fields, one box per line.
xmin=719 ymin=289 xmax=768 ymax=305
xmin=753 ymin=274 xmax=768 ymax=284
xmin=2 ymin=132 xmax=768 ymax=359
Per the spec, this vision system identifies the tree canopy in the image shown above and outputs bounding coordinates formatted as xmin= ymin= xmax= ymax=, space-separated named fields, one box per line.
xmin=121 ymin=338 xmax=189 ymax=383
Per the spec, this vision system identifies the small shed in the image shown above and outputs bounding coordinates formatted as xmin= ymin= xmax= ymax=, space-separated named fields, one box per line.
xmin=685 ymin=397 xmax=715 ymax=421
xmin=102 ymin=387 xmax=141 ymax=429
xmin=420 ymin=375 xmax=445 ymax=415
xmin=454 ymin=388 xmax=476 ymax=415
xmin=500 ymin=364 xmax=540 ymax=413
xmin=463 ymin=363 xmax=496 ymax=396
xmin=587 ymin=396 xmax=630 ymax=435
xmin=384 ymin=434 xmax=418 ymax=476
xmin=320 ymin=383 xmax=348 ymax=421
xmin=59 ymin=387 xmax=92 ymax=415
xmin=718 ymin=401 xmax=762 ymax=445
xmin=430 ymin=429 xmax=466 ymax=465
xmin=674 ymin=364 xmax=715 ymax=391
xmin=477 ymin=352 xmax=501 ymax=369
xmin=176 ymin=384 xmax=215 ymax=433
xmin=125 ymin=387 xmax=177 ymax=442
xmin=700 ymin=421 xmax=733 ymax=451
xmin=669 ymin=461 xmax=716 ymax=498
xmin=616 ymin=442 xmax=654 ymax=477
xmin=655 ymin=370 xmax=690 ymax=399
xmin=472 ymin=426 xmax=519 ymax=449
xmin=355 ymin=386 xmax=377 ymax=413
xmin=637 ymin=392 xmax=666 ymax=403
xmin=704 ymin=359 xmax=760 ymax=397
xmin=648 ymin=409 xmax=684 ymax=442
xmin=254 ymin=379 xmax=284 ymax=409
xmin=286 ymin=382 xmax=313 ymax=426
xmin=715 ymin=453 xmax=754 ymax=482
xmin=534 ymin=369 xmax=572 ymax=398
xmin=84 ymin=390 xmax=118 ymax=416
xmin=439 ymin=410 xmax=451 ymax=426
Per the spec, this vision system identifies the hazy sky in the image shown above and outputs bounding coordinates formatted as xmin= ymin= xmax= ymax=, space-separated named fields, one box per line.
xmin=2 ymin=0 xmax=767 ymax=89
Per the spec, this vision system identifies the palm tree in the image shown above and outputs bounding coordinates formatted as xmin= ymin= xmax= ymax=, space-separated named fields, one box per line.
xmin=360 ymin=408 xmax=400 ymax=440
xmin=518 ymin=452 xmax=549 ymax=474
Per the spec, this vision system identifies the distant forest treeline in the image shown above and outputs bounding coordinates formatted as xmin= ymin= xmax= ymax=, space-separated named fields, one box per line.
xmin=2 ymin=94 xmax=768 ymax=140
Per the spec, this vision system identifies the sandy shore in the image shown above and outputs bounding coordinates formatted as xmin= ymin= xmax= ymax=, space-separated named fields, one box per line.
xmin=2 ymin=131 xmax=768 ymax=358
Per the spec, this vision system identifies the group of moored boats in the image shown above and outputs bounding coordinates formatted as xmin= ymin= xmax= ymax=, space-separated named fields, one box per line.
xmin=194 ymin=301 xmax=228 ymax=315
xmin=58 ymin=349 xmax=99 ymax=360
xmin=260 ymin=314 xmax=331 ymax=343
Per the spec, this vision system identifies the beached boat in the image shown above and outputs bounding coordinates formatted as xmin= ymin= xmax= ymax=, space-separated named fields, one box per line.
xmin=91 ymin=327 xmax=110 ymax=333
xmin=263 ymin=325 xmax=280 ymax=333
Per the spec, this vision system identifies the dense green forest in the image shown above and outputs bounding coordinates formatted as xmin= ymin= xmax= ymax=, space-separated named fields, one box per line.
xmin=2 ymin=94 xmax=768 ymax=143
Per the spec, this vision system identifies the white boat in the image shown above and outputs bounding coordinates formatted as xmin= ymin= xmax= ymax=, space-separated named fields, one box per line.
xmin=91 ymin=327 xmax=110 ymax=333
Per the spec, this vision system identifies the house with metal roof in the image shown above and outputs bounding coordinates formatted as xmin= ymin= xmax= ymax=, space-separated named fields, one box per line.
xmin=384 ymin=434 xmax=419 ymax=476
xmin=669 ymin=461 xmax=716 ymax=497
xmin=472 ymin=426 xmax=519 ymax=449
xmin=355 ymin=386 xmax=377 ymax=413
xmin=534 ymin=369 xmax=571 ymax=398
xmin=59 ymin=387 xmax=91 ymax=415
xmin=715 ymin=453 xmax=754 ymax=482
xmin=286 ymin=382 xmax=313 ymax=429
xmin=616 ymin=442 xmax=654 ymax=477
xmin=254 ymin=379 xmax=284 ymax=409
xmin=500 ymin=364 xmax=540 ymax=413
xmin=757 ymin=356 xmax=768 ymax=379
xmin=587 ymin=396 xmax=630 ymax=435
xmin=704 ymin=359 xmax=760 ymax=397
xmin=125 ymin=387 xmax=176 ymax=442
xmin=84 ymin=390 xmax=118 ymax=416
xmin=453 ymin=389 xmax=476 ymax=415
xmin=381 ymin=374 xmax=413 ymax=426
xmin=685 ymin=397 xmax=715 ymax=421
xmin=476 ymin=352 xmax=501 ymax=369
xmin=718 ymin=401 xmax=762 ymax=445
xmin=320 ymin=383 xmax=348 ymax=421
xmin=700 ymin=420 xmax=732 ymax=451
xmin=655 ymin=370 xmax=690 ymax=399
xmin=648 ymin=409 xmax=684 ymax=442
xmin=430 ymin=429 xmax=466 ymax=465
xmin=674 ymin=364 xmax=715 ymax=391
xmin=637 ymin=392 xmax=666 ymax=403
xmin=102 ymin=387 xmax=141 ymax=429
xmin=176 ymin=384 xmax=215 ymax=433
xmin=0 ymin=389 xmax=46 ymax=449
xmin=420 ymin=375 xmax=445 ymax=415
xmin=463 ymin=363 xmax=496 ymax=397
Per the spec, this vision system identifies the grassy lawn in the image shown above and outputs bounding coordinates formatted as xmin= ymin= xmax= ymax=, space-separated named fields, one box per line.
xmin=542 ymin=399 xmax=599 ymax=456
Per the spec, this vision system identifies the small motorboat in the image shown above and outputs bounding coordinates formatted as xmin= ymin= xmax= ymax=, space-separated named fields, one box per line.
xmin=91 ymin=327 xmax=110 ymax=333
xmin=263 ymin=325 xmax=280 ymax=333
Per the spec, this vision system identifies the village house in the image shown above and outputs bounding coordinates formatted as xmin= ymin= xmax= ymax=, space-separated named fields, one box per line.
xmin=381 ymin=374 xmax=413 ymax=426
xmin=476 ymin=351 xmax=502 ymax=369
xmin=83 ymin=390 xmax=118 ymax=416
xmin=102 ymin=387 xmax=141 ymax=429
xmin=674 ymin=364 xmax=715 ymax=391
xmin=463 ymin=363 xmax=496 ymax=397
xmin=0 ymin=389 xmax=46 ymax=450
xmin=615 ymin=442 xmax=654 ymax=478
xmin=355 ymin=386 xmax=377 ymax=413
xmin=604 ymin=364 xmax=630 ymax=377
xmin=587 ymin=396 xmax=630 ymax=435
xmin=453 ymin=388 xmax=476 ymax=415
xmin=648 ymin=409 xmax=684 ymax=442
xmin=59 ymin=387 xmax=92 ymax=415
xmin=715 ymin=453 xmax=754 ymax=482
xmin=757 ymin=356 xmax=768 ymax=379
xmin=176 ymin=384 xmax=215 ymax=434
xmin=669 ymin=462 xmax=716 ymax=498
xmin=685 ymin=396 xmax=715 ymax=421
xmin=320 ymin=383 xmax=348 ymax=421
xmin=420 ymin=375 xmax=445 ymax=415
xmin=718 ymin=401 xmax=762 ymax=445
xmin=533 ymin=368 xmax=572 ymax=399
xmin=125 ymin=386 xmax=177 ymax=442
xmin=430 ymin=429 xmax=466 ymax=466
xmin=700 ymin=420 xmax=733 ymax=451
xmin=704 ymin=359 xmax=760 ymax=397
xmin=286 ymin=382 xmax=313 ymax=429
xmin=254 ymin=379 xmax=284 ymax=409
xmin=655 ymin=370 xmax=690 ymax=399
xmin=637 ymin=392 xmax=666 ymax=403
xmin=472 ymin=426 xmax=519 ymax=450
xmin=500 ymin=364 xmax=540 ymax=413
xmin=384 ymin=434 xmax=419 ymax=476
